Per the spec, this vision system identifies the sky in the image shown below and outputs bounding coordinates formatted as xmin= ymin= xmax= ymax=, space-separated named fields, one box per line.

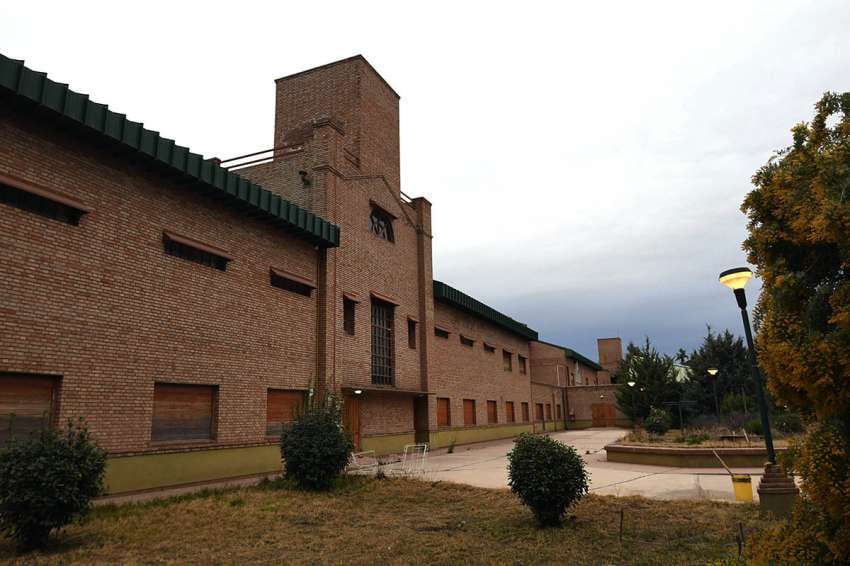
xmin=2 ymin=1 xmax=847 ymax=359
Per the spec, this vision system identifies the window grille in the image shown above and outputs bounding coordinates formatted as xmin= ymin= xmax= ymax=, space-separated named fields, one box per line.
xmin=368 ymin=206 xmax=394 ymax=242
xmin=371 ymin=299 xmax=394 ymax=385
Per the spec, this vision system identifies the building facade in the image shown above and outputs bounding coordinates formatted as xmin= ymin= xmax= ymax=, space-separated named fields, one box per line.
xmin=0 ymin=54 xmax=625 ymax=494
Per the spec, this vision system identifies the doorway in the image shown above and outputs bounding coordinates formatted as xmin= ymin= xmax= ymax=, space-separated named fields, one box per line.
xmin=343 ymin=396 xmax=361 ymax=450
xmin=591 ymin=403 xmax=616 ymax=427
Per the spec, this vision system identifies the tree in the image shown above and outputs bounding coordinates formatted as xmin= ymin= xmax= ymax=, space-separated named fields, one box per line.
xmin=681 ymin=326 xmax=753 ymax=419
xmin=743 ymin=92 xmax=850 ymax=563
xmin=614 ymin=338 xmax=680 ymax=423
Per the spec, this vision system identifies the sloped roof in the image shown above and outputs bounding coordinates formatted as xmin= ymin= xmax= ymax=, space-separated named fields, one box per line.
xmin=0 ymin=54 xmax=340 ymax=247
xmin=535 ymin=340 xmax=603 ymax=371
xmin=433 ymin=280 xmax=538 ymax=341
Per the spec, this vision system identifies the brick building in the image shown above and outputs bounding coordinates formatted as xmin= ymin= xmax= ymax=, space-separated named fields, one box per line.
xmin=0 ymin=53 xmax=625 ymax=494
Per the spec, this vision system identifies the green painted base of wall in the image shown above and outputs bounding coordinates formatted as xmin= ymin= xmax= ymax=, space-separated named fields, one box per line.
xmin=429 ymin=423 xmax=534 ymax=450
xmin=361 ymin=433 xmax=416 ymax=455
xmin=105 ymin=445 xmax=281 ymax=494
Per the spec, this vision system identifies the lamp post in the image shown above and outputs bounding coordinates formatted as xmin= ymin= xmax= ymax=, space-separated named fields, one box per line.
xmin=718 ymin=267 xmax=775 ymax=463
xmin=707 ymin=368 xmax=720 ymax=419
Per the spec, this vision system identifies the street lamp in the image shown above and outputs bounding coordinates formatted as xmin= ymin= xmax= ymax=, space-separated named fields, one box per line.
xmin=718 ymin=267 xmax=775 ymax=463
xmin=707 ymin=368 xmax=720 ymax=419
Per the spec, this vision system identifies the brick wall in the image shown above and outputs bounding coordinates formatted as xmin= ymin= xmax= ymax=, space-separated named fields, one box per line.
xmin=0 ymin=111 xmax=320 ymax=455
xmin=430 ymin=302 xmax=532 ymax=430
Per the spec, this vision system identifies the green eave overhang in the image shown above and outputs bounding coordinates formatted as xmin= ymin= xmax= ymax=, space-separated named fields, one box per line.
xmin=0 ymin=54 xmax=339 ymax=248
xmin=433 ymin=280 xmax=538 ymax=341
xmin=535 ymin=340 xmax=602 ymax=370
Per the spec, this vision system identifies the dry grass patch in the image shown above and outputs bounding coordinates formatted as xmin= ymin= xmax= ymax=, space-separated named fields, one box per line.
xmin=0 ymin=476 xmax=774 ymax=565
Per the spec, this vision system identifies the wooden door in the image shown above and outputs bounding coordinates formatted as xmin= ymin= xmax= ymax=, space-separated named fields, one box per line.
xmin=413 ymin=396 xmax=429 ymax=444
xmin=344 ymin=397 xmax=361 ymax=450
xmin=592 ymin=403 xmax=616 ymax=427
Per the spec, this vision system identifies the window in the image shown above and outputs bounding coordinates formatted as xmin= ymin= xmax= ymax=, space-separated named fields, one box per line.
xmin=270 ymin=268 xmax=315 ymax=297
xmin=0 ymin=179 xmax=87 ymax=225
xmin=463 ymin=399 xmax=476 ymax=426
xmin=521 ymin=402 xmax=530 ymax=422
xmin=344 ymin=297 xmax=356 ymax=335
xmin=545 ymin=403 xmax=552 ymax=421
xmin=408 ymin=319 xmax=417 ymax=349
xmin=371 ymin=299 xmax=395 ymax=385
xmin=266 ymin=389 xmax=305 ymax=436
xmin=556 ymin=404 xmax=563 ymax=420
xmin=163 ymin=231 xmax=231 ymax=271
xmin=460 ymin=335 xmax=474 ymax=348
xmin=535 ymin=403 xmax=544 ymax=421
xmin=518 ymin=355 xmax=527 ymax=375
xmin=434 ymin=327 xmax=449 ymax=339
xmin=505 ymin=401 xmax=515 ymax=423
xmin=151 ymin=383 xmax=216 ymax=442
xmin=503 ymin=350 xmax=513 ymax=372
xmin=368 ymin=205 xmax=394 ymax=242
xmin=437 ymin=397 xmax=451 ymax=427
xmin=483 ymin=343 xmax=496 ymax=354
xmin=487 ymin=400 xmax=498 ymax=424
xmin=0 ymin=373 xmax=59 ymax=444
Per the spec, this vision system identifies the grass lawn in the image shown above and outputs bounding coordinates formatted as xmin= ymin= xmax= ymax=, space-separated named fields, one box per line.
xmin=0 ymin=476 xmax=774 ymax=565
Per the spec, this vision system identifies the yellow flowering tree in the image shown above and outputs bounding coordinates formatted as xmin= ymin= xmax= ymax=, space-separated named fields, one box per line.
xmin=743 ymin=92 xmax=850 ymax=564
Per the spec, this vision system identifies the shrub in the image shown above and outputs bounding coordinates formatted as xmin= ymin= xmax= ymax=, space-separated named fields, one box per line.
xmin=773 ymin=412 xmax=804 ymax=434
xmin=644 ymin=407 xmax=671 ymax=435
xmin=280 ymin=394 xmax=353 ymax=491
xmin=743 ymin=417 xmax=763 ymax=436
xmin=685 ymin=431 xmax=711 ymax=445
xmin=507 ymin=433 xmax=588 ymax=527
xmin=0 ymin=420 xmax=106 ymax=551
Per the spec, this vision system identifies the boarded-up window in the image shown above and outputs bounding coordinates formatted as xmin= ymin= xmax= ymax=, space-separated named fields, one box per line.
xmin=535 ymin=403 xmax=544 ymax=421
xmin=487 ymin=400 xmax=498 ymax=424
xmin=463 ymin=399 xmax=476 ymax=425
xmin=545 ymin=403 xmax=552 ymax=421
xmin=505 ymin=401 xmax=515 ymax=423
xmin=521 ymin=402 xmax=530 ymax=422
xmin=266 ymin=390 xmax=305 ymax=436
xmin=0 ymin=373 xmax=58 ymax=443
xmin=437 ymin=397 xmax=450 ymax=427
xmin=152 ymin=383 xmax=216 ymax=442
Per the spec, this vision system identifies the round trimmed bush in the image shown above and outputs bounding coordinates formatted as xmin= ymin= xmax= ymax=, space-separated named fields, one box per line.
xmin=280 ymin=396 xmax=353 ymax=491
xmin=644 ymin=407 xmax=672 ymax=435
xmin=744 ymin=417 xmax=764 ymax=436
xmin=507 ymin=433 xmax=589 ymax=527
xmin=0 ymin=421 xmax=106 ymax=551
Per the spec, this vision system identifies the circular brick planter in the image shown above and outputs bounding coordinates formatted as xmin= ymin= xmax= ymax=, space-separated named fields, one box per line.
xmin=604 ymin=443 xmax=785 ymax=468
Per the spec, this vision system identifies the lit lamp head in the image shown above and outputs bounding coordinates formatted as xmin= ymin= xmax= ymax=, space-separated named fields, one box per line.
xmin=627 ymin=381 xmax=636 ymax=387
xmin=719 ymin=267 xmax=753 ymax=309
xmin=707 ymin=368 xmax=718 ymax=376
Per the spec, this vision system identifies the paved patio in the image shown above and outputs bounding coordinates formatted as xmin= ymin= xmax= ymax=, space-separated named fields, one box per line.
xmin=417 ymin=428 xmax=764 ymax=502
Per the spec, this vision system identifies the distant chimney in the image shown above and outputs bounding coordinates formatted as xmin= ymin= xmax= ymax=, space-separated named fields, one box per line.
xmin=273 ymin=55 xmax=401 ymax=192
xmin=597 ymin=338 xmax=623 ymax=374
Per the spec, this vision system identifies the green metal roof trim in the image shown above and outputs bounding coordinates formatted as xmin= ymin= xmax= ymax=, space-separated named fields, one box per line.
xmin=433 ymin=280 xmax=538 ymax=341
xmin=535 ymin=340 xmax=602 ymax=371
xmin=0 ymin=54 xmax=340 ymax=248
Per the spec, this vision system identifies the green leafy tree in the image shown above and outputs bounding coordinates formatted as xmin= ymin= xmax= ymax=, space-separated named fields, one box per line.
xmin=681 ymin=327 xmax=753 ymax=418
xmin=743 ymin=92 xmax=850 ymax=563
xmin=614 ymin=338 xmax=680 ymax=422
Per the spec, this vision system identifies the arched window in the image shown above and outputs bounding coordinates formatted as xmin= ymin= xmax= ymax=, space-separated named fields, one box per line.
xmin=368 ymin=206 xmax=394 ymax=242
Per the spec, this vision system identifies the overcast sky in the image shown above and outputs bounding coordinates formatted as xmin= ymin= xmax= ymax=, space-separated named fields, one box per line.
xmin=3 ymin=1 xmax=847 ymax=359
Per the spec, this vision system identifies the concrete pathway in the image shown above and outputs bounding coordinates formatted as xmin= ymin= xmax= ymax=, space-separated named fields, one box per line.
xmin=418 ymin=428 xmax=763 ymax=502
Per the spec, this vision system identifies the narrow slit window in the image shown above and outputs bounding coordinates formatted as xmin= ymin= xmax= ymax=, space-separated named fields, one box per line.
xmin=505 ymin=401 xmax=515 ymax=423
xmin=163 ymin=231 xmax=231 ymax=271
xmin=460 ymin=335 xmax=474 ymax=348
xmin=0 ymin=180 xmax=87 ymax=225
xmin=503 ymin=350 xmax=513 ymax=372
xmin=437 ymin=397 xmax=451 ymax=427
xmin=270 ymin=268 xmax=314 ymax=297
xmin=483 ymin=343 xmax=496 ymax=354
xmin=518 ymin=355 xmax=527 ymax=375
xmin=434 ymin=327 xmax=449 ymax=339
xmin=521 ymin=402 xmax=530 ymax=422
xmin=344 ymin=297 xmax=356 ymax=335
xmin=487 ymin=400 xmax=498 ymax=424
xmin=408 ymin=319 xmax=417 ymax=349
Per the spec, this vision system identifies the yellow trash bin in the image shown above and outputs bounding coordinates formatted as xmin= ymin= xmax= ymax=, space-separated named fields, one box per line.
xmin=732 ymin=474 xmax=753 ymax=502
